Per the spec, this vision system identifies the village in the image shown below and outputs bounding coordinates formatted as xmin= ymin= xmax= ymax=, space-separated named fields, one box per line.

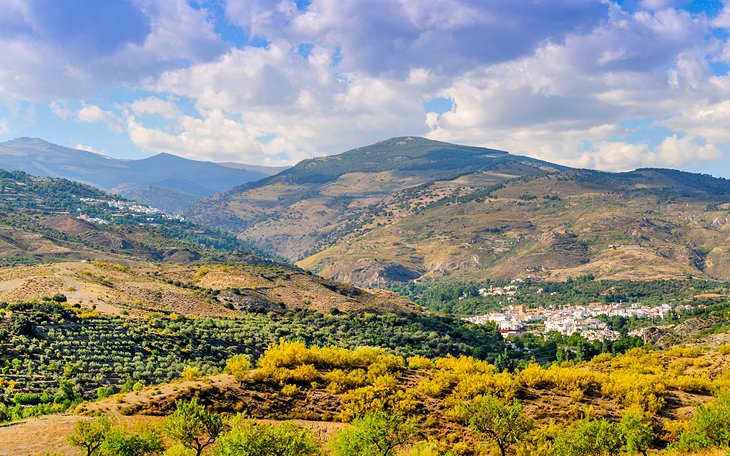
xmin=465 ymin=302 xmax=672 ymax=341
xmin=77 ymin=197 xmax=185 ymax=223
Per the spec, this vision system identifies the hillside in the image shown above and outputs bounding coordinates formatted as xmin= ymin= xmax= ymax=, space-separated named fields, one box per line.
xmin=188 ymin=136 xmax=730 ymax=286
xmin=0 ymin=261 xmax=416 ymax=317
xmin=3 ymin=341 xmax=730 ymax=455
xmin=300 ymin=168 xmax=730 ymax=285
xmin=188 ymin=136 xmax=566 ymax=260
xmin=0 ymin=168 xmax=277 ymax=266
xmin=0 ymin=138 xmax=282 ymax=212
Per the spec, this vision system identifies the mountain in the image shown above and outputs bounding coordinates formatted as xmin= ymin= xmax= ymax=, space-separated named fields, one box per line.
xmin=188 ymin=136 xmax=565 ymax=259
xmin=0 ymin=138 xmax=282 ymax=212
xmin=189 ymin=137 xmax=730 ymax=285
xmin=300 ymin=168 xmax=730 ymax=285
xmin=0 ymin=168 xmax=279 ymax=266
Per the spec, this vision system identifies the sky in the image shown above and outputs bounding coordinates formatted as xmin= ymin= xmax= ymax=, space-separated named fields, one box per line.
xmin=0 ymin=0 xmax=730 ymax=177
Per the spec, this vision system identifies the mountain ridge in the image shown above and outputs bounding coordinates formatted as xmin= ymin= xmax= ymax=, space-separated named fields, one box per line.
xmin=188 ymin=137 xmax=730 ymax=285
xmin=0 ymin=138 xmax=284 ymax=212
xmin=188 ymin=136 xmax=566 ymax=259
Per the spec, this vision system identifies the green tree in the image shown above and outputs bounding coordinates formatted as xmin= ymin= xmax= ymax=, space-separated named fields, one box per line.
xmin=67 ymin=415 xmax=114 ymax=456
xmin=212 ymin=415 xmax=321 ymax=456
xmin=330 ymin=412 xmax=417 ymax=456
xmin=618 ymin=409 xmax=653 ymax=456
xmin=553 ymin=419 xmax=623 ymax=456
xmin=101 ymin=426 xmax=164 ymax=456
xmin=164 ymin=399 xmax=224 ymax=456
xmin=462 ymin=395 xmax=533 ymax=456
xmin=675 ymin=393 xmax=730 ymax=451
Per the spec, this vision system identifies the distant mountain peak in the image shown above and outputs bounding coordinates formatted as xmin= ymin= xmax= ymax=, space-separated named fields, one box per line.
xmin=0 ymin=137 xmax=281 ymax=213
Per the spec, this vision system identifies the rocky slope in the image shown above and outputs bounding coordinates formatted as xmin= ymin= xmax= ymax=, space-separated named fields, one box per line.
xmin=190 ymin=137 xmax=730 ymax=286
xmin=188 ymin=136 xmax=565 ymax=260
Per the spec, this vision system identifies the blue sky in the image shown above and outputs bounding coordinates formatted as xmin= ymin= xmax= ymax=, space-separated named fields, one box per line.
xmin=0 ymin=0 xmax=730 ymax=177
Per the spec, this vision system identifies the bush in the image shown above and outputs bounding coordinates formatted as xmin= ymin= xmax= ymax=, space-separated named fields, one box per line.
xmin=329 ymin=412 xmax=417 ymax=456
xmin=459 ymin=394 xmax=533 ymax=456
xmin=164 ymin=399 xmax=224 ymax=456
xmin=226 ymin=354 xmax=253 ymax=381
xmin=674 ymin=393 xmax=730 ymax=451
xmin=97 ymin=386 xmax=115 ymax=400
xmin=553 ymin=419 xmax=623 ymax=456
xmin=212 ymin=415 xmax=321 ymax=456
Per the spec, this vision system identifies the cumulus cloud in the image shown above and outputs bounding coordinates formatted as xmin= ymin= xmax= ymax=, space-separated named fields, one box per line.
xmin=1 ymin=0 xmax=728 ymax=173
xmin=426 ymin=5 xmax=726 ymax=170
xmin=126 ymin=108 xmax=306 ymax=165
xmin=77 ymin=104 xmax=115 ymax=124
xmin=224 ymin=0 xmax=609 ymax=76
xmin=575 ymin=136 xmax=721 ymax=171
xmin=142 ymin=41 xmax=428 ymax=161
xmin=128 ymin=97 xmax=180 ymax=119
xmin=76 ymin=104 xmax=124 ymax=133
xmin=0 ymin=0 xmax=225 ymax=102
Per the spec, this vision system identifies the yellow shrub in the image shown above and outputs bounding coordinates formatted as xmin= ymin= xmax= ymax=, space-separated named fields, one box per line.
xmin=602 ymin=372 xmax=666 ymax=412
xmin=662 ymin=419 xmax=693 ymax=442
xmin=288 ymin=364 xmax=320 ymax=384
xmin=281 ymin=384 xmax=300 ymax=396
xmin=417 ymin=372 xmax=456 ymax=398
xmin=434 ymin=355 xmax=494 ymax=375
xmin=515 ymin=363 xmax=547 ymax=389
xmin=259 ymin=341 xmax=403 ymax=372
xmin=666 ymin=374 xmax=713 ymax=394
xmin=339 ymin=374 xmax=417 ymax=421
xmin=226 ymin=354 xmax=253 ymax=380
xmin=324 ymin=368 xmax=368 ymax=394
xmin=407 ymin=355 xmax=433 ymax=370
xmin=542 ymin=365 xmax=602 ymax=392
xmin=590 ymin=353 xmax=613 ymax=364
xmin=180 ymin=366 xmax=200 ymax=381
xmin=449 ymin=372 xmax=518 ymax=402
xmin=258 ymin=341 xmax=312 ymax=369
xmin=90 ymin=261 xmax=129 ymax=272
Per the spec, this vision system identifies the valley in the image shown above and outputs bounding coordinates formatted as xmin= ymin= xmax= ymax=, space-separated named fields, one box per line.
xmin=0 ymin=138 xmax=730 ymax=455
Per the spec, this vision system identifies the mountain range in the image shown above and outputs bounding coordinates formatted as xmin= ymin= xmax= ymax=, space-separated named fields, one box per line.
xmin=0 ymin=138 xmax=284 ymax=213
xmin=188 ymin=136 xmax=730 ymax=286
xmin=3 ymin=135 xmax=730 ymax=286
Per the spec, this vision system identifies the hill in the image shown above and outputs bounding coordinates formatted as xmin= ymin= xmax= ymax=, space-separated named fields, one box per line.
xmin=188 ymin=136 xmax=565 ymax=260
xmin=0 ymin=261 xmax=416 ymax=317
xmin=3 ymin=340 xmax=730 ymax=455
xmin=187 ymin=136 xmax=730 ymax=286
xmin=0 ymin=138 xmax=283 ymax=212
xmin=0 ymin=168 xmax=277 ymax=266
xmin=300 ymin=168 xmax=730 ymax=285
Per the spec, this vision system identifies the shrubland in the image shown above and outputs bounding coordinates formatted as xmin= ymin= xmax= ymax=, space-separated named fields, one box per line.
xmin=43 ymin=340 xmax=730 ymax=455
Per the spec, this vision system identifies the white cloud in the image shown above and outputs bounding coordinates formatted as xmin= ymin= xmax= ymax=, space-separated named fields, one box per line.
xmin=0 ymin=0 xmax=225 ymax=102
xmin=424 ymin=5 xmax=727 ymax=170
xmin=77 ymin=104 xmax=116 ymax=124
xmin=128 ymin=97 xmax=180 ymax=119
xmin=0 ymin=118 xmax=7 ymax=134
xmin=574 ymin=135 xmax=721 ymax=171
xmin=74 ymin=143 xmax=97 ymax=153
xmin=661 ymin=96 xmax=730 ymax=145
xmin=2 ymin=0 xmax=726 ymax=173
xmin=143 ymin=41 xmax=428 ymax=161
xmin=126 ymin=108 xmax=302 ymax=165
xmin=49 ymin=101 xmax=70 ymax=120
